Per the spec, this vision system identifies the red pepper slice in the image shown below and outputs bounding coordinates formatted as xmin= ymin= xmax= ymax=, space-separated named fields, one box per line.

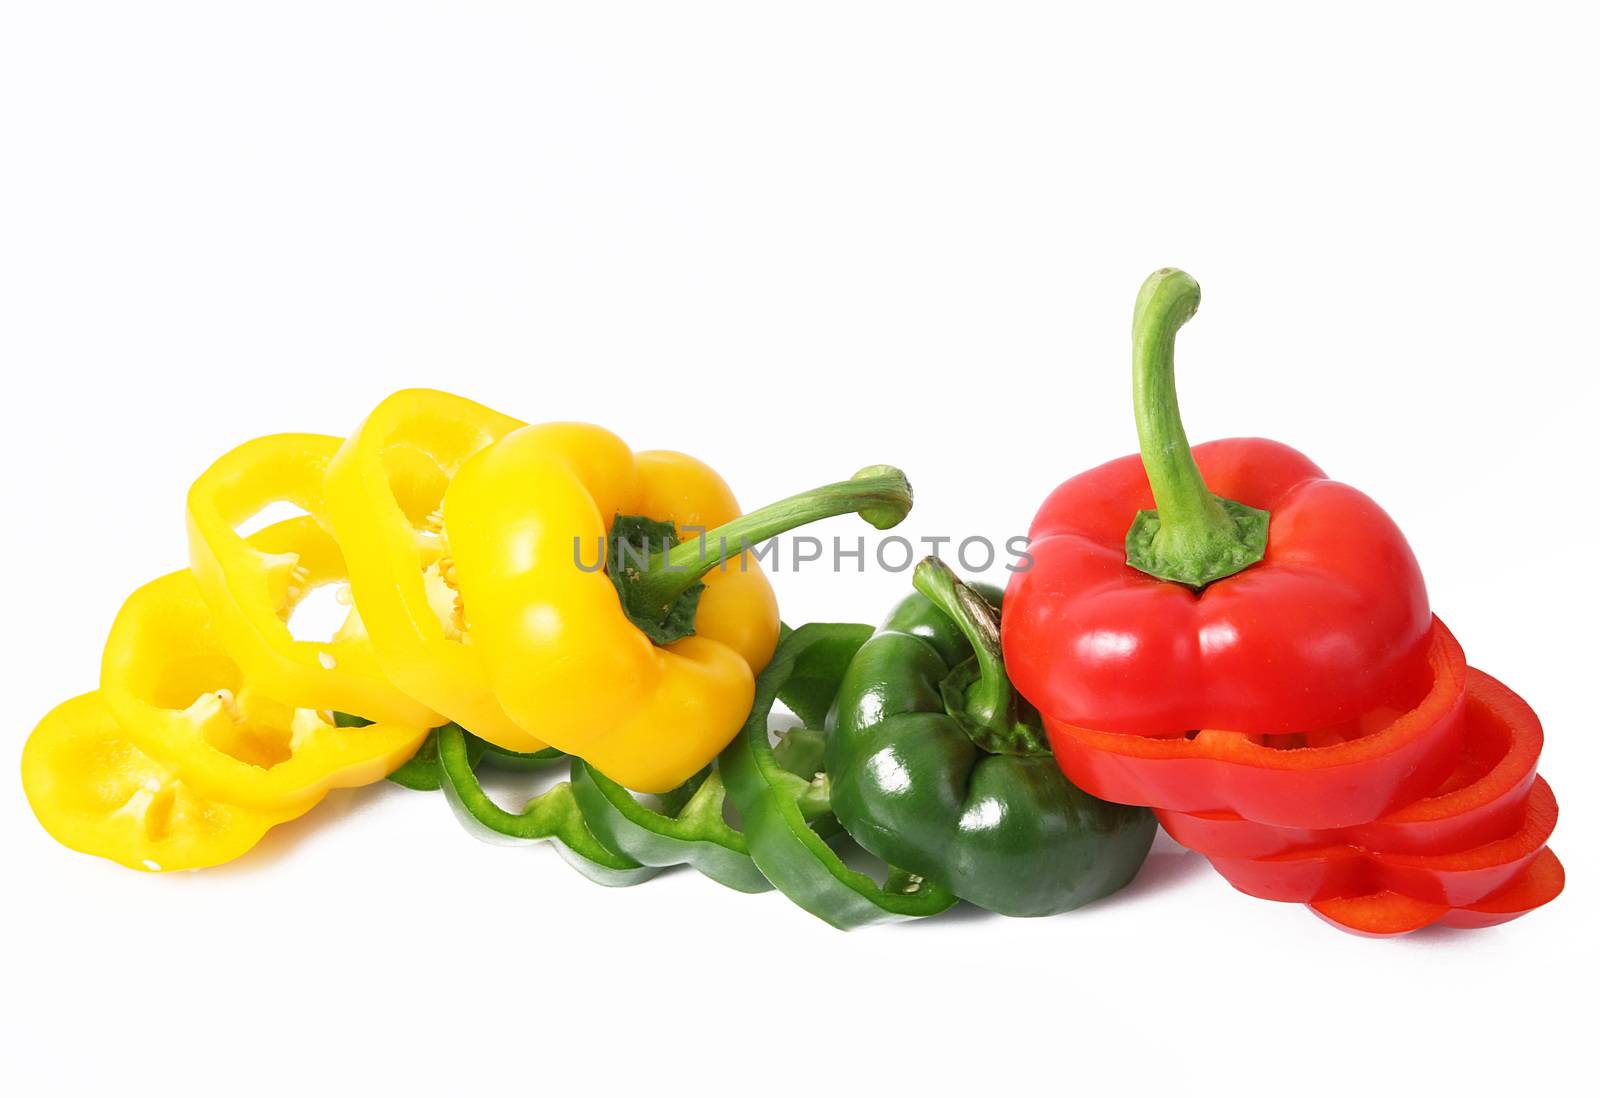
xmin=1158 ymin=669 xmax=1541 ymax=857
xmin=1194 ymin=777 xmax=1555 ymax=906
xmin=1310 ymin=848 xmax=1565 ymax=937
xmin=1044 ymin=618 xmax=1467 ymax=829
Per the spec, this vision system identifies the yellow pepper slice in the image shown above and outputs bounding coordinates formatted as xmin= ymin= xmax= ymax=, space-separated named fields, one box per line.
xmin=444 ymin=421 xmax=911 ymax=792
xmin=22 ymin=693 xmax=301 ymax=871
xmin=100 ymin=561 xmax=429 ymax=812
xmin=187 ymin=433 xmax=437 ymax=728
xmin=322 ymin=390 xmax=541 ymax=750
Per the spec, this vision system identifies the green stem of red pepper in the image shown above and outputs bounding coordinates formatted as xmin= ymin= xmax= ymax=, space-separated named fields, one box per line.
xmin=1124 ymin=268 xmax=1269 ymax=589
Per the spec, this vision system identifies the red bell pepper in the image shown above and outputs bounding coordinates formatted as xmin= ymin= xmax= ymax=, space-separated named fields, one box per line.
xmin=1002 ymin=268 xmax=1432 ymax=735
xmin=1311 ymin=848 xmax=1565 ymax=937
xmin=1044 ymin=618 xmax=1467 ymax=829
xmin=1158 ymin=669 xmax=1542 ymax=857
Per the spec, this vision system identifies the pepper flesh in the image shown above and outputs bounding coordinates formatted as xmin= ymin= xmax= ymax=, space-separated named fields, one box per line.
xmin=571 ymin=763 xmax=773 ymax=894
xmin=1003 ymin=270 xmax=1432 ymax=735
xmin=826 ymin=560 xmax=1155 ymax=917
xmin=100 ymin=563 xmax=428 ymax=812
xmin=442 ymin=422 xmax=782 ymax=792
xmin=1158 ymin=669 xmax=1542 ymax=858
xmin=719 ymin=622 xmax=958 ymax=929
xmin=187 ymin=433 xmax=437 ymax=728
xmin=22 ymin=692 xmax=301 ymax=871
xmin=323 ymin=389 xmax=541 ymax=751
xmin=1044 ymin=618 xmax=1467 ymax=829
xmin=1199 ymin=778 xmax=1555 ymax=906
xmin=1310 ymin=848 xmax=1565 ymax=937
xmin=433 ymin=723 xmax=660 ymax=887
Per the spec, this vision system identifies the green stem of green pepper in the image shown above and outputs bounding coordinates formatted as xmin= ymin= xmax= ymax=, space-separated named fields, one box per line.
xmin=612 ymin=467 xmax=912 ymax=644
xmin=1124 ymin=267 xmax=1269 ymax=589
xmin=911 ymin=557 xmax=1048 ymax=756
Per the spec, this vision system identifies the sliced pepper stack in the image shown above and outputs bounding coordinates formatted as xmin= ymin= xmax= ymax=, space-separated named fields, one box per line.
xmin=1003 ymin=269 xmax=1563 ymax=934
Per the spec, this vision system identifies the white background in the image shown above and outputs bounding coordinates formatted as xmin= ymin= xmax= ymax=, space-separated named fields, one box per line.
xmin=3 ymin=3 xmax=1595 ymax=1095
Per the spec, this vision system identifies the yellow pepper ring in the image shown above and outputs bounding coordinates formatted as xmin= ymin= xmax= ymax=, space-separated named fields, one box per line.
xmin=444 ymin=421 xmax=912 ymax=792
xmin=323 ymin=389 xmax=541 ymax=751
xmin=21 ymin=692 xmax=302 ymax=872
xmin=187 ymin=433 xmax=438 ymax=728
xmin=100 ymin=558 xmax=429 ymax=813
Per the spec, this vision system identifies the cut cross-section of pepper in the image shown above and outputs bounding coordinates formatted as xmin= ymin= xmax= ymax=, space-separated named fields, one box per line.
xmin=1160 ymin=670 xmax=1543 ymax=858
xmin=323 ymin=389 xmax=539 ymax=751
xmin=1310 ymin=848 xmax=1565 ymax=937
xmin=22 ymin=692 xmax=302 ymax=871
xmin=187 ymin=433 xmax=438 ymax=728
xmin=1044 ymin=618 xmax=1468 ymax=829
xmin=1194 ymin=778 xmax=1555 ymax=906
xmin=100 ymin=563 xmax=429 ymax=812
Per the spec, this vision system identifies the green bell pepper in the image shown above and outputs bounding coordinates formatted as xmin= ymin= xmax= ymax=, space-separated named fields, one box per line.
xmin=720 ymin=622 xmax=958 ymax=929
xmin=825 ymin=558 xmax=1156 ymax=917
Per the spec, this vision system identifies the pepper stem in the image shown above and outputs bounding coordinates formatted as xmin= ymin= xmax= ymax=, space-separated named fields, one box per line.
xmin=912 ymin=557 xmax=1047 ymax=757
xmin=613 ymin=465 xmax=912 ymax=645
xmin=1124 ymin=268 xmax=1268 ymax=589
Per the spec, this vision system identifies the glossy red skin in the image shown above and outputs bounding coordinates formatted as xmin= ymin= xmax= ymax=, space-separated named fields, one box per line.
xmin=1158 ymin=669 xmax=1542 ymax=857
xmin=1199 ymin=778 xmax=1555 ymax=906
xmin=1310 ymin=848 xmax=1564 ymax=937
xmin=1046 ymin=619 xmax=1467 ymax=829
xmin=1003 ymin=438 xmax=1432 ymax=735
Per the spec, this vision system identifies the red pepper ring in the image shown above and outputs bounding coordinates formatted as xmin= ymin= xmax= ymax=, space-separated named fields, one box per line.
xmin=1159 ymin=669 xmax=1542 ymax=858
xmin=1195 ymin=777 xmax=1555 ymax=906
xmin=1044 ymin=617 xmax=1467 ymax=829
xmin=1311 ymin=847 xmax=1565 ymax=938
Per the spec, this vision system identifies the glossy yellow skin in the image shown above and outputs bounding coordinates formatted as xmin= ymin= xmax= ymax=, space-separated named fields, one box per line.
xmin=22 ymin=692 xmax=303 ymax=871
xmin=445 ymin=422 xmax=780 ymax=792
xmin=323 ymin=389 xmax=543 ymax=751
xmin=187 ymin=433 xmax=438 ymax=727
xmin=100 ymin=563 xmax=429 ymax=812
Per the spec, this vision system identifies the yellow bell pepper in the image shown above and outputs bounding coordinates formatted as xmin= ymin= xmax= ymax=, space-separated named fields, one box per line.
xmin=100 ymin=559 xmax=429 ymax=812
xmin=186 ymin=433 xmax=438 ymax=728
xmin=22 ymin=692 xmax=301 ymax=871
xmin=323 ymin=390 xmax=542 ymax=751
xmin=444 ymin=420 xmax=912 ymax=792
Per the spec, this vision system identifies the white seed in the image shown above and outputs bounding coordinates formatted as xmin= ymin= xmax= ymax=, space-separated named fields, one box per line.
xmin=142 ymin=860 xmax=162 ymax=872
xmin=318 ymin=652 xmax=338 ymax=670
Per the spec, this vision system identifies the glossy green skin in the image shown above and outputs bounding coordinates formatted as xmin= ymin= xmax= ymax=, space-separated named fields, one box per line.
xmin=719 ymin=623 xmax=958 ymax=929
xmin=826 ymin=586 xmax=1157 ymax=917
xmin=571 ymin=763 xmax=773 ymax=894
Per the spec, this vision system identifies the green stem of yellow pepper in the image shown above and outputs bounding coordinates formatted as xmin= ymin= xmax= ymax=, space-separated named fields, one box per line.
xmin=611 ymin=465 xmax=912 ymax=645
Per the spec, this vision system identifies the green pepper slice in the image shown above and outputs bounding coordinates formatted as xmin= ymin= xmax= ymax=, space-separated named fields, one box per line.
xmin=478 ymin=740 xmax=567 ymax=772
xmin=571 ymin=764 xmax=769 ymax=893
xmin=435 ymin=723 xmax=659 ymax=887
xmin=333 ymin=712 xmax=494 ymax=792
xmin=571 ymin=730 xmax=841 ymax=895
xmin=826 ymin=558 xmax=1156 ymax=917
xmin=719 ymin=622 xmax=958 ymax=928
